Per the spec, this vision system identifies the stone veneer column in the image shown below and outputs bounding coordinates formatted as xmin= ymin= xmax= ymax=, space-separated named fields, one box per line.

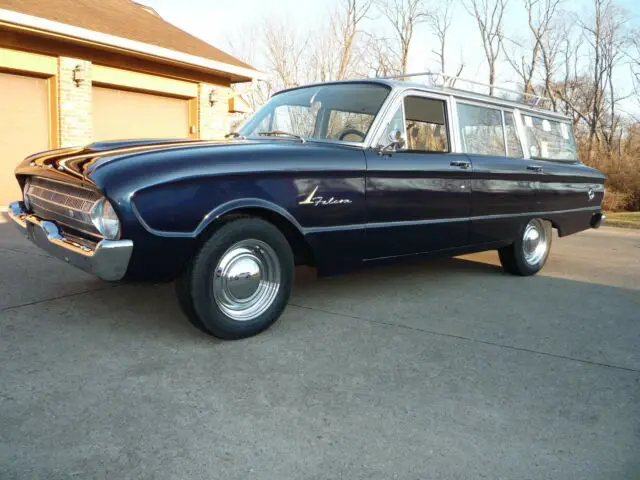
xmin=58 ymin=57 xmax=92 ymax=147
xmin=198 ymin=83 xmax=230 ymax=140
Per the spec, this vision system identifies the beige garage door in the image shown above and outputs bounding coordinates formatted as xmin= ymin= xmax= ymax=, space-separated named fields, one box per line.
xmin=93 ymin=86 xmax=190 ymax=141
xmin=0 ymin=72 xmax=50 ymax=206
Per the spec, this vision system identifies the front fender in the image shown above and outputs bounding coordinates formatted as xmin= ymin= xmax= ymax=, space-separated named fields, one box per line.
xmin=131 ymin=194 xmax=305 ymax=238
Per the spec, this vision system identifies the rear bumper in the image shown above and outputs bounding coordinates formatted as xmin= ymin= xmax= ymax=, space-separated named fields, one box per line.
xmin=6 ymin=201 xmax=133 ymax=281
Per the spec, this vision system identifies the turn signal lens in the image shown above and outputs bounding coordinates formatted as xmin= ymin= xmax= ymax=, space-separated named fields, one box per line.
xmin=90 ymin=198 xmax=121 ymax=240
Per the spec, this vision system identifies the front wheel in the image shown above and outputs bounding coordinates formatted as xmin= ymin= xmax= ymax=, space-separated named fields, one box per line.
xmin=498 ymin=218 xmax=552 ymax=276
xmin=177 ymin=218 xmax=294 ymax=340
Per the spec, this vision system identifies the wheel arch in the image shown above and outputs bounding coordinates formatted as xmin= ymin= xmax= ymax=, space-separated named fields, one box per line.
xmin=539 ymin=216 xmax=560 ymax=235
xmin=196 ymin=200 xmax=316 ymax=268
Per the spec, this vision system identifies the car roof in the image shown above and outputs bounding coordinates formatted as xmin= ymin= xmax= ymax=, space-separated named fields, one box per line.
xmin=275 ymin=79 xmax=572 ymax=122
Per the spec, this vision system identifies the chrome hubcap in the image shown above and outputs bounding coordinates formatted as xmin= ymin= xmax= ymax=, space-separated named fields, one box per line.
xmin=213 ymin=239 xmax=281 ymax=321
xmin=523 ymin=219 xmax=548 ymax=266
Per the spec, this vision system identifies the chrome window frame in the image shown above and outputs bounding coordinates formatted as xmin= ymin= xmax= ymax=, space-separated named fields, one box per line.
xmin=455 ymin=100 xmax=508 ymax=157
xmin=518 ymin=111 xmax=578 ymax=162
xmin=366 ymin=88 xmax=456 ymax=153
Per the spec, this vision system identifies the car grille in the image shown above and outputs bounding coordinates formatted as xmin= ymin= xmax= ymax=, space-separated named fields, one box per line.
xmin=25 ymin=177 xmax=103 ymax=239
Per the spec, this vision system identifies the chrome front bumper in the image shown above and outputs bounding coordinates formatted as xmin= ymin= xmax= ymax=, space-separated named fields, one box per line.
xmin=6 ymin=202 xmax=133 ymax=281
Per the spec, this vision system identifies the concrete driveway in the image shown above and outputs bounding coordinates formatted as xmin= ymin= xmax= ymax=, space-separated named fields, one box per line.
xmin=1 ymin=217 xmax=639 ymax=480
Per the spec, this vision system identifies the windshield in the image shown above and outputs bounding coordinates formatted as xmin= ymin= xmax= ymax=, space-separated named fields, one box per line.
xmin=238 ymin=83 xmax=391 ymax=143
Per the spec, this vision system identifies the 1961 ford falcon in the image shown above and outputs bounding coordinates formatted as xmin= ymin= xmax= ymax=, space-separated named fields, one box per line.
xmin=7 ymin=79 xmax=606 ymax=339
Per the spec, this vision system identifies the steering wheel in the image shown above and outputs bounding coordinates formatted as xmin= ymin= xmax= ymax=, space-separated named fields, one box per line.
xmin=338 ymin=128 xmax=367 ymax=141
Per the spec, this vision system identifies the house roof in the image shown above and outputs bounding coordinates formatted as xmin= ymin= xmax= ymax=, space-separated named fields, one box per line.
xmin=0 ymin=0 xmax=258 ymax=79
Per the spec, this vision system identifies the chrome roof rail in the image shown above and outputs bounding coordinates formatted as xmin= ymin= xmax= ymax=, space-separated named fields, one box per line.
xmin=375 ymin=71 xmax=552 ymax=109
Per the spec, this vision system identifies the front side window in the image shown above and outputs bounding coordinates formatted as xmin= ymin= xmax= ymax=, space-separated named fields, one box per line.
xmin=458 ymin=103 xmax=505 ymax=156
xmin=239 ymin=83 xmax=390 ymax=143
xmin=522 ymin=115 xmax=577 ymax=161
xmin=378 ymin=96 xmax=449 ymax=153
xmin=404 ymin=96 xmax=449 ymax=152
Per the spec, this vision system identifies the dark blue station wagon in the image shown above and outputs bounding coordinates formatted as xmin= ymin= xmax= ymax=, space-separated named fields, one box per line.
xmin=7 ymin=79 xmax=606 ymax=339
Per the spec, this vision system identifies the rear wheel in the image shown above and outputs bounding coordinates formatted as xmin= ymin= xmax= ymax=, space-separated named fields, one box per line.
xmin=498 ymin=218 xmax=552 ymax=276
xmin=177 ymin=218 xmax=294 ymax=340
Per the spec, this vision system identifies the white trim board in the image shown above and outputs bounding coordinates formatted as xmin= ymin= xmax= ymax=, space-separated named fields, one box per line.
xmin=0 ymin=8 xmax=264 ymax=81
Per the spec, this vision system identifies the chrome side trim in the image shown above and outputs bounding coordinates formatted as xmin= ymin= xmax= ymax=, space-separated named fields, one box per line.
xmin=6 ymin=202 xmax=133 ymax=281
xmin=302 ymin=205 xmax=602 ymax=234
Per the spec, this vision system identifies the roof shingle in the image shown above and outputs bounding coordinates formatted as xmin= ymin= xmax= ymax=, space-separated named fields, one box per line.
xmin=0 ymin=0 xmax=254 ymax=71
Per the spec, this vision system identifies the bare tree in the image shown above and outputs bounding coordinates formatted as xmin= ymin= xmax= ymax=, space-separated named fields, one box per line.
xmin=309 ymin=0 xmax=372 ymax=81
xmin=464 ymin=0 xmax=508 ymax=95
xmin=362 ymin=33 xmax=401 ymax=76
xmin=334 ymin=0 xmax=372 ymax=79
xmin=427 ymin=0 xmax=464 ymax=79
xmin=550 ymin=22 xmax=589 ymax=121
xmin=632 ymin=31 xmax=640 ymax=98
xmin=226 ymin=28 xmax=272 ymax=111
xmin=378 ymin=0 xmax=431 ymax=76
xmin=263 ymin=20 xmax=310 ymax=89
xmin=578 ymin=0 xmax=629 ymax=159
xmin=503 ymin=0 xmax=562 ymax=97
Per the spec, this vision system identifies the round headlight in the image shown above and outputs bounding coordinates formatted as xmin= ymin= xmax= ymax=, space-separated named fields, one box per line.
xmin=90 ymin=198 xmax=120 ymax=240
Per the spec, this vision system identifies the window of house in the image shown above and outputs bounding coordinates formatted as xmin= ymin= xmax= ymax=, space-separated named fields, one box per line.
xmin=504 ymin=111 xmax=523 ymax=158
xmin=522 ymin=114 xmax=577 ymax=161
xmin=457 ymin=103 xmax=506 ymax=156
xmin=378 ymin=96 xmax=449 ymax=153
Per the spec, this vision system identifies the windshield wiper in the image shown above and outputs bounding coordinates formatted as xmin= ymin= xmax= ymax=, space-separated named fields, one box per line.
xmin=255 ymin=130 xmax=306 ymax=143
xmin=224 ymin=132 xmax=247 ymax=140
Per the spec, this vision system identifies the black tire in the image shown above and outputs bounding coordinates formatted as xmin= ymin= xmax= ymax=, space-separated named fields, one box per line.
xmin=498 ymin=218 xmax=552 ymax=276
xmin=177 ymin=217 xmax=294 ymax=340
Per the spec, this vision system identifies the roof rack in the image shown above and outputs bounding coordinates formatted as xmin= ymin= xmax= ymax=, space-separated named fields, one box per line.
xmin=376 ymin=71 xmax=551 ymax=109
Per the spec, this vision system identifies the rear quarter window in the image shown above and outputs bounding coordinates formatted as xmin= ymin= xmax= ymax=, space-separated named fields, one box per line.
xmin=522 ymin=115 xmax=577 ymax=161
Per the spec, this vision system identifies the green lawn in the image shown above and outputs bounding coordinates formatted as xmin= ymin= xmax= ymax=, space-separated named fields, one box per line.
xmin=605 ymin=212 xmax=640 ymax=229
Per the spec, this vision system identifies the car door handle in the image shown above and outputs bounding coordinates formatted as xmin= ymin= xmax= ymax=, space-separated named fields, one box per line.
xmin=450 ymin=160 xmax=471 ymax=169
xmin=526 ymin=165 xmax=544 ymax=173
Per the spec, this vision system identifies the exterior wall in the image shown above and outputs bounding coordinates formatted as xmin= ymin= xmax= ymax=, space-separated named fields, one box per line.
xmin=198 ymin=83 xmax=231 ymax=140
xmin=0 ymin=32 xmax=237 ymax=146
xmin=0 ymin=47 xmax=59 ymax=148
xmin=58 ymin=57 xmax=92 ymax=147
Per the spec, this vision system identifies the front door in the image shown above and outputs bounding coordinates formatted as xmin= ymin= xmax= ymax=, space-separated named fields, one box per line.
xmin=364 ymin=93 xmax=472 ymax=259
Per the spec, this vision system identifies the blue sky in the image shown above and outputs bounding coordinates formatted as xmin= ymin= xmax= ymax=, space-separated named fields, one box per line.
xmin=142 ymin=0 xmax=639 ymax=112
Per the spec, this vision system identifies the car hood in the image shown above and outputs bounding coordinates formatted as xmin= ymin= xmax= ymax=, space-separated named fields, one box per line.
xmin=17 ymin=138 xmax=250 ymax=183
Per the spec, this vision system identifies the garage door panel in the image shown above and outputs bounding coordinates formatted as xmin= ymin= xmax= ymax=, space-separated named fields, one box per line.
xmin=93 ymin=86 xmax=189 ymax=141
xmin=0 ymin=72 xmax=50 ymax=206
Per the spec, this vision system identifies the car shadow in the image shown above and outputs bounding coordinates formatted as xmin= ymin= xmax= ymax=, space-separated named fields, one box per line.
xmin=1 ymin=219 xmax=639 ymax=371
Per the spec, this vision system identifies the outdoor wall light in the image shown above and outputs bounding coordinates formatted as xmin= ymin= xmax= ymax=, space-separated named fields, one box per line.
xmin=209 ymin=88 xmax=217 ymax=107
xmin=72 ymin=65 xmax=86 ymax=87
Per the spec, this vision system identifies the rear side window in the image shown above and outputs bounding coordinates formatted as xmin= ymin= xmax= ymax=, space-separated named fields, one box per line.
xmin=457 ymin=104 xmax=505 ymax=156
xmin=522 ymin=115 xmax=577 ymax=161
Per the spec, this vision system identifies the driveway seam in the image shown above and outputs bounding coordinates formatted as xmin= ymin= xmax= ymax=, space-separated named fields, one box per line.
xmin=0 ymin=284 xmax=123 ymax=312
xmin=0 ymin=246 xmax=51 ymax=259
xmin=290 ymin=303 xmax=640 ymax=374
